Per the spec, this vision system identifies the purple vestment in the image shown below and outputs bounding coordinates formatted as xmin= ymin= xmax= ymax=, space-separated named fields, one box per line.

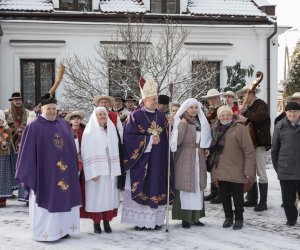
xmin=15 ymin=116 xmax=82 ymax=213
xmin=124 ymin=107 xmax=174 ymax=209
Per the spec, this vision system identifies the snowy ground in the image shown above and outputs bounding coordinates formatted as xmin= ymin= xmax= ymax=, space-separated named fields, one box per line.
xmin=1 ymin=159 xmax=300 ymax=250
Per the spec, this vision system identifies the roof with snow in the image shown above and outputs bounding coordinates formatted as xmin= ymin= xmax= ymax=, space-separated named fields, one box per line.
xmin=99 ymin=0 xmax=146 ymax=13
xmin=0 ymin=0 xmax=54 ymax=12
xmin=187 ymin=0 xmax=267 ymax=17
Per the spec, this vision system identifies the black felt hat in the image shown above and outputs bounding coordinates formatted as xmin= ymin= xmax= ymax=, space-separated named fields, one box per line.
xmin=124 ymin=95 xmax=135 ymax=102
xmin=8 ymin=92 xmax=23 ymax=101
xmin=114 ymin=94 xmax=124 ymax=102
xmin=285 ymin=102 xmax=300 ymax=111
xmin=40 ymin=93 xmax=57 ymax=106
xmin=158 ymin=95 xmax=170 ymax=105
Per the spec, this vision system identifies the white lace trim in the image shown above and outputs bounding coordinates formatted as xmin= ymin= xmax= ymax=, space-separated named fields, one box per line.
xmin=121 ymin=189 xmax=165 ymax=229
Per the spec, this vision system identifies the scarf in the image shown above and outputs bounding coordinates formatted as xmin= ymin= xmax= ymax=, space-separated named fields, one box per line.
xmin=81 ymin=107 xmax=121 ymax=180
xmin=171 ymin=98 xmax=211 ymax=152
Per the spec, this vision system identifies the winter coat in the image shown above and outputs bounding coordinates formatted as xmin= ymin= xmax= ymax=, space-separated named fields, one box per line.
xmin=211 ymin=122 xmax=256 ymax=184
xmin=174 ymin=121 xmax=208 ymax=192
xmin=244 ymin=99 xmax=271 ymax=149
xmin=271 ymin=118 xmax=300 ymax=180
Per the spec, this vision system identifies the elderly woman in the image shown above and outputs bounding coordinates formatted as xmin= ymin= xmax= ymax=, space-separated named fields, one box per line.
xmin=210 ymin=105 xmax=255 ymax=230
xmin=170 ymin=98 xmax=212 ymax=229
xmin=81 ymin=107 xmax=121 ymax=234
xmin=0 ymin=110 xmax=14 ymax=207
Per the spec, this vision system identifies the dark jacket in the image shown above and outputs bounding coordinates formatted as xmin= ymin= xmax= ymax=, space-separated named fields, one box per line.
xmin=271 ymin=118 xmax=300 ymax=180
xmin=244 ymin=99 xmax=271 ymax=149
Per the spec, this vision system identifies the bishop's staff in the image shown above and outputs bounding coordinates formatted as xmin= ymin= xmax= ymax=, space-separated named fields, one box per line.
xmin=166 ymin=82 xmax=174 ymax=232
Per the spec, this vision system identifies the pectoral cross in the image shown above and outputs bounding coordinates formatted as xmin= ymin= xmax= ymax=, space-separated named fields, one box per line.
xmin=147 ymin=121 xmax=162 ymax=136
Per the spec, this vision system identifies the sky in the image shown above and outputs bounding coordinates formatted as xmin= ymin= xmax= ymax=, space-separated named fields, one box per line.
xmin=268 ymin=0 xmax=300 ymax=83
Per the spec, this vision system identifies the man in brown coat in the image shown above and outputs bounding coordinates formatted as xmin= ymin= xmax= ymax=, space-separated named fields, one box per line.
xmin=237 ymin=86 xmax=271 ymax=211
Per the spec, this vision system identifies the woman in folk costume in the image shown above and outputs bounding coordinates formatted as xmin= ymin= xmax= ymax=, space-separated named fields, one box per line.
xmin=170 ymin=98 xmax=212 ymax=229
xmin=0 ymin=110 xmax=15 ymax=207
xmin=81 ymin=107 xmax=121 ymax=234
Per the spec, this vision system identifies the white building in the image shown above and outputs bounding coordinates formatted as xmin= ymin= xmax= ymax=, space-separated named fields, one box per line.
xmin=0 ymin=0 xmax=288 ymax=123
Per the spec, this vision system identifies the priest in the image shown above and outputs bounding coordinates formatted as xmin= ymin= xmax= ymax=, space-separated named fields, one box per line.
xmin=15 ymin=93 xmax=82 ymax=241
xmin=121 ymin=76 xmax=174 ymax=230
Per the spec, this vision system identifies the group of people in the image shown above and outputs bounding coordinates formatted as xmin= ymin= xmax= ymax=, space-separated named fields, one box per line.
xmin=1 ymin=77 xmax=300 ymax=242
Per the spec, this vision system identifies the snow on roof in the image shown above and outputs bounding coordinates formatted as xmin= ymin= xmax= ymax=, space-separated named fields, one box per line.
xmin=188 ymin=0 xmax=267 ymax=17
xmin=253 ymin=0 xmax=275 ymax=7
xmin=0 ymin=0 xmax=54 ymax=12
xmin=99 ymin=0 xmax=146 ymax=13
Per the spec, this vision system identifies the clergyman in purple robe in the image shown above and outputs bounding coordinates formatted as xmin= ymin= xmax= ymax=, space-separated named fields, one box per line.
xmin=15 ymin=93 xmax=81 ymax=241
xmin=121 ymin=76 xmax=174 ymax=230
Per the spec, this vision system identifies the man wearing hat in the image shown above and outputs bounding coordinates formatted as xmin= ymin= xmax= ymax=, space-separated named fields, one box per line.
xmin=158 ymin=94 xmax=170 ymax=114
xmin=121 ymin=76 xmax=174 ymax=230
xmin=271 ymin=102 xmax=300 ymax=226
xmin=222 ymin=91 xmax=239 ymax=115
xmin=124 ymin=95 xmax=136 ymax=113
xmin=201 ymin=88 xmax=223 ymax=204
xmin=112 ymin=94 xmax=130 ymax=123
xmin=4 ymin=92 xmax=35 ymax=203
xmin=93 ymin=95 xmax=123 ymax=142
xmin=15 ymin=93 xmax=82 ymax=241
xmin=237 ymin=85 xmax=271 ymax=212
xmin=275 ymin=92 xmax=300 ymax=125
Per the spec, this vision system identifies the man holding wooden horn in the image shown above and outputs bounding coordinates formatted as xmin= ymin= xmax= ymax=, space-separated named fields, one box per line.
xmin=237 ymin=83 xmax=271 ymax=212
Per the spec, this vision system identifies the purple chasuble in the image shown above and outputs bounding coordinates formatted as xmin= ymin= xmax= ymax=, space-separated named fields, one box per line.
xmin=124 ymin=107 xmax=174 ymax=209
xmin=16 ymin=116 xmax=82 ymax=213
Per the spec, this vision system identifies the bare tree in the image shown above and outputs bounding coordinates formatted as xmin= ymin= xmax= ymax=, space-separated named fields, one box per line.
xmin=60 ymin=16 xmax=219 ymax=113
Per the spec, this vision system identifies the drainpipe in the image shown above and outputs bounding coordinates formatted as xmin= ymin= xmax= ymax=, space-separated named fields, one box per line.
xmin=266 ymin=17 xmax=277 ymax=114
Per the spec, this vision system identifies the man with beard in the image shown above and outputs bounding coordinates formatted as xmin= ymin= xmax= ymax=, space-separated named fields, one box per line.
xmin=4 ymin=92 xmax=35 ymax=203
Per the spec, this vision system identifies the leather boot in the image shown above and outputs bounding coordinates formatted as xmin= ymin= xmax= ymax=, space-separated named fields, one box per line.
xmin=204 ymin=183 xmax=217 ymax=201
xmin=233 ymin=220 xmax=243 ymax=230
xmin=244 ymin=182 xmax=258 ymax=207
xmin=93 ymin=223 xmax=101 ymax=234
xmin=103 ymin=221 xmax=112 ymax=233
xmin=254 ymin=183 xmax=268 ymax=211
xmin=223 ymin=218 xmax=233 ymax=228
xmin=182 ymin=221 xmax=190 ymax=229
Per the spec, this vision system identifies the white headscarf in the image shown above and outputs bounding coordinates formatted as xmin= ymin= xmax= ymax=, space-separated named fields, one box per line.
xmin=0 ymin=110 xmax=9 ymax=129
xmin=170 ymin=98 xmax=212 ymax=152
xmin=81 ymin=107 xmax=121 ymax=180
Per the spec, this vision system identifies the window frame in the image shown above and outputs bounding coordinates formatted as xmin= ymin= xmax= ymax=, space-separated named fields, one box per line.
xmin=150 ymin=0 xmax=180 ymax=14
xmin=20 ymin=59 xmax=55 ymax=109
xmin=59 ymin=0 xmax=92 ymax=11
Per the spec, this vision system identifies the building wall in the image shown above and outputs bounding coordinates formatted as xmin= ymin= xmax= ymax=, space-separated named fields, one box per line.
xmin=0 ymin=21 xmax=278 ymax=125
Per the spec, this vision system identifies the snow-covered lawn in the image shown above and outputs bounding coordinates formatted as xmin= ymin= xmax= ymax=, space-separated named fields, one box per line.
xmin=1 ymin=163 xmax=299 ymax=250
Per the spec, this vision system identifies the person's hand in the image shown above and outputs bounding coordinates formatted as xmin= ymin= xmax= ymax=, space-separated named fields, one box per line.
xmin=152 ymin=134 xmax=160 ymax=145
xmin=181 ymin=118 xmax=188 ymax=123
xmin=204 ymin=149 xmax=210 ymax=158
xmin=92 ymin=176 xmax=100 ymax=181
xmin=239 ymin=105 xmax=248 ymax=115
xmin=168 ymin=114 xmax=174 ymax=126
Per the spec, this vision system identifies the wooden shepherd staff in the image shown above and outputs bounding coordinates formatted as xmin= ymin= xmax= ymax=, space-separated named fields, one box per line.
xmin=166 ymin=82 xmax=174 ymax=232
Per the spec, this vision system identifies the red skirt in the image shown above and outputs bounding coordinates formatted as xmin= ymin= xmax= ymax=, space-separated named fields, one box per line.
xmin=79 ymin=171 xmax=118 ymax=223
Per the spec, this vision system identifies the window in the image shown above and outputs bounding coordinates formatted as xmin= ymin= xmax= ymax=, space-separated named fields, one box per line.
xmin=191 ymin=61 xmax=220 ymax=99
xmin=108 ymin=60 xmax=140 ymax=97
xmin=150 ymin=0 xmax=179 ymax=14
xmin=60 ymin=0 xmax=91 ymax=11
xmin=21 ymin=60 xmax=55 ymax=110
